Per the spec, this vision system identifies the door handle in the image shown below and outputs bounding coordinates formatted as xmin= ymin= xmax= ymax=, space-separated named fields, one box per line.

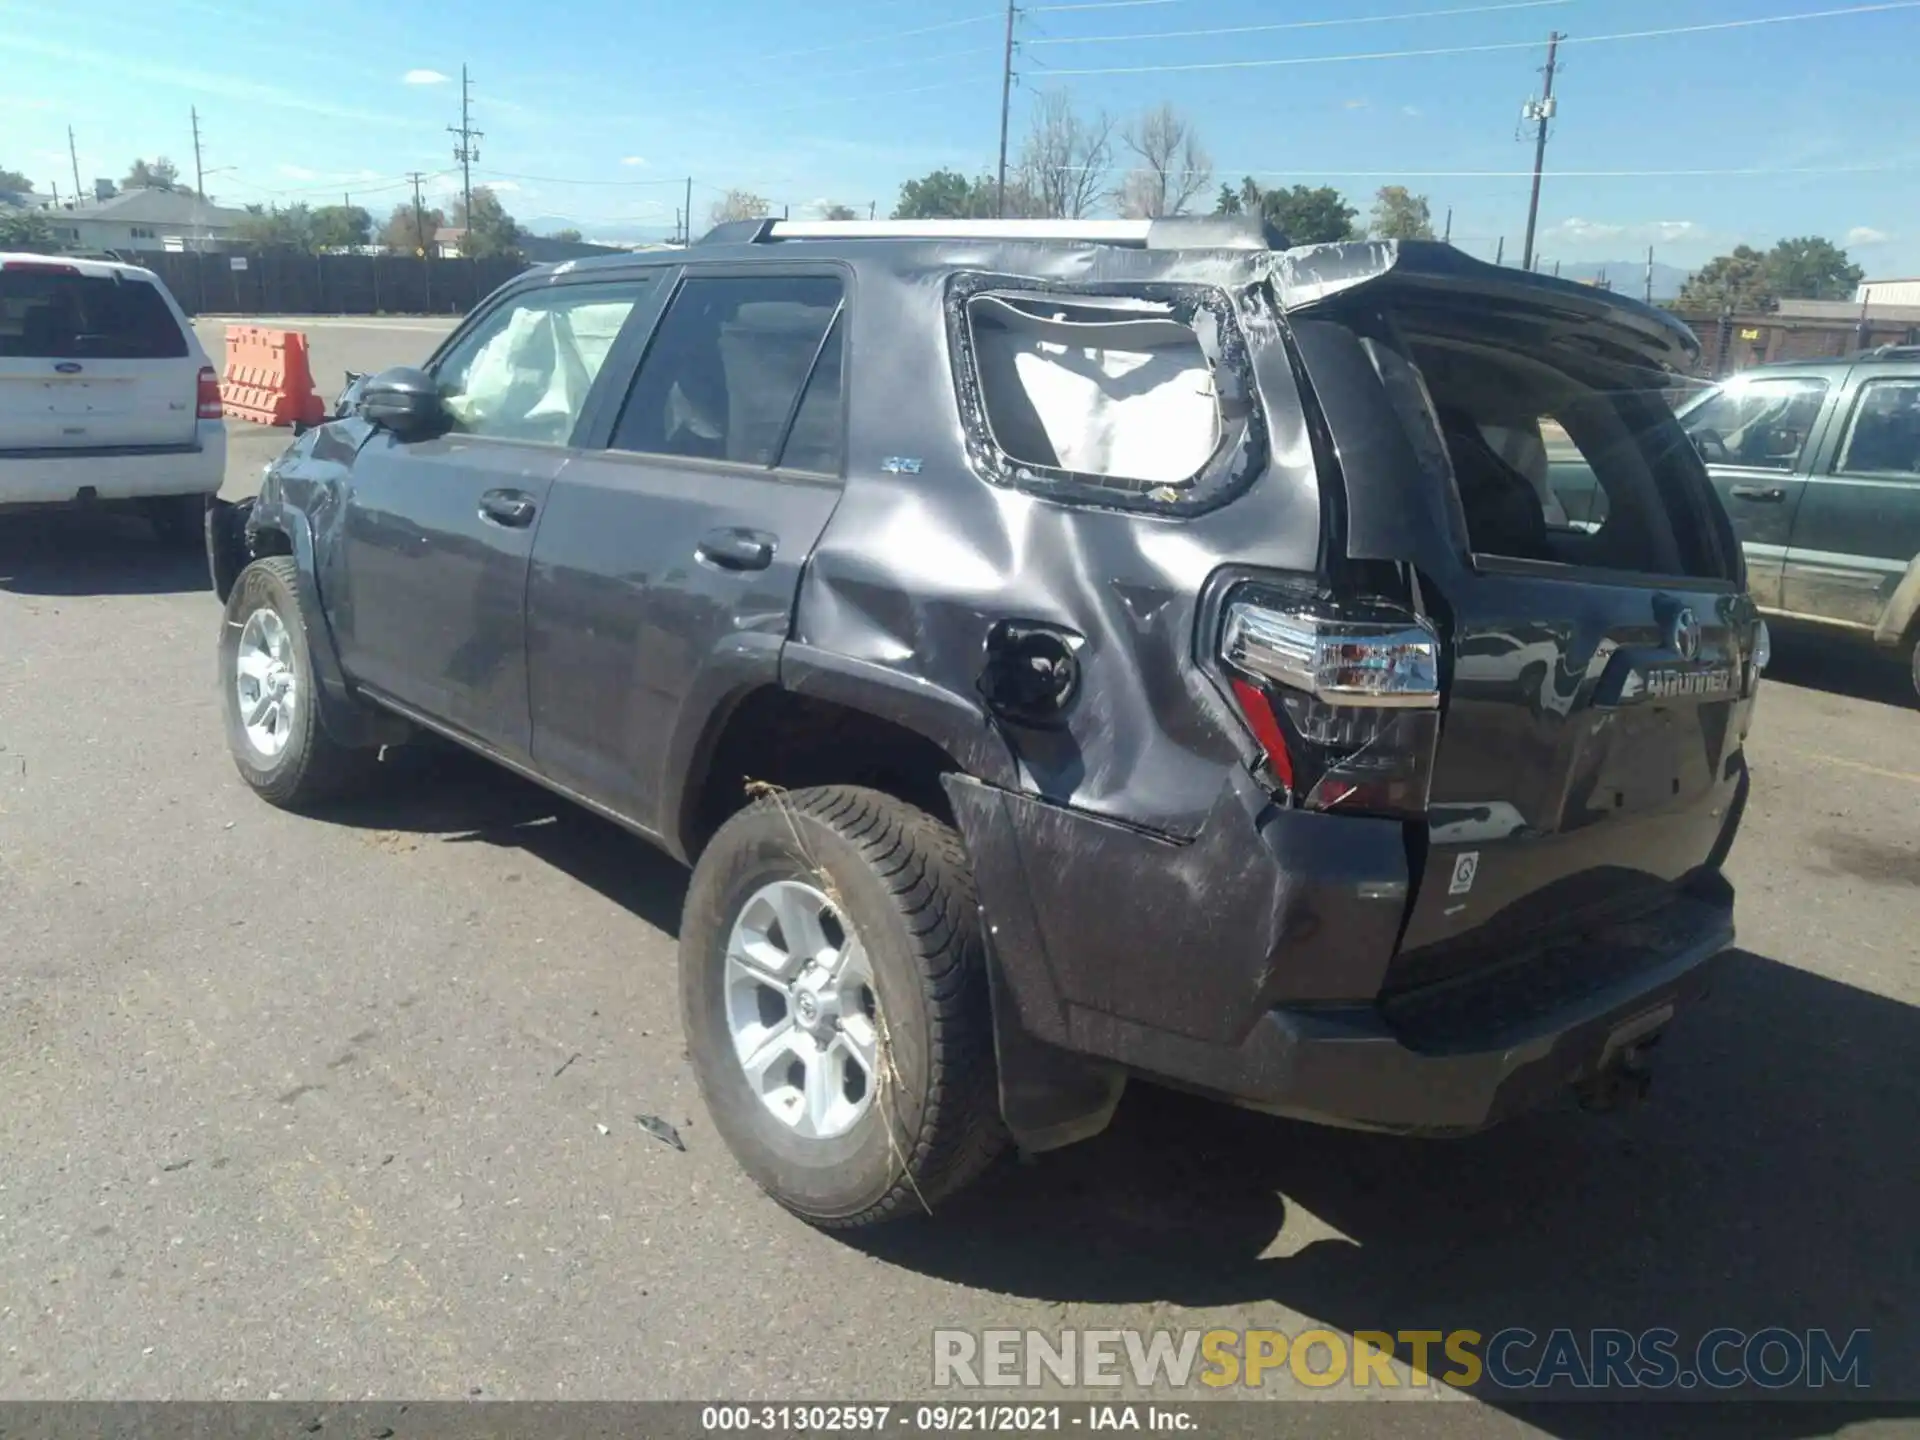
xmin=696 ymin=528 xmax=775 ymax=571
xmin=478 ymin=489 xmax=537 ymax=527
xmin=1728 ymin=484 xmax=1786 ymax=502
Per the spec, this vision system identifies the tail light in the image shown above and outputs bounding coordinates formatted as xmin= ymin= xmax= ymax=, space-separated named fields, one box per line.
xmin=196 ymin=365 xmax=222 ymax=420
xmin=1220 ymin=587 xmax=1442 ymax=818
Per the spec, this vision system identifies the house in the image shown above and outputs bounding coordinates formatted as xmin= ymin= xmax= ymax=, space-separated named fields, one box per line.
xmin=45 ymin=188 xmax=250 ymax=255
xmin=433 ymin=225 xmax=467 ymax=259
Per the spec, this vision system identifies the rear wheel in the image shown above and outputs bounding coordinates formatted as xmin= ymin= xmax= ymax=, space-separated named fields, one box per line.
xmin=1910 ymin=633 xmax=1920 ymax=703
xmin=680 ymin=786 xmax=1003 ymax=1228
xmin=219 ymin=556 xmax=372 ymax=807
xmin=147 ymin=492 xmax=210 ymax=547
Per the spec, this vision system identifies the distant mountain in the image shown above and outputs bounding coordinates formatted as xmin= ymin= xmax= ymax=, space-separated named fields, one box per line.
xmin=517 ymin=212 xmax=677 ymax=248
xmin=1550 ymin=259 xmax=1695 ymax=301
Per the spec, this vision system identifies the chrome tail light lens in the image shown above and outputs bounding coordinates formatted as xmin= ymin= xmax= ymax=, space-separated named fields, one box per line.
xmin=1220 ymin=590 xmax=1443 ymax=818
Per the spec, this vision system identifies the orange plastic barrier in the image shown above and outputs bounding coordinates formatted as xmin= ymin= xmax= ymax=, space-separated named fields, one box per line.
xmin=219 ymin=326 xmax=325 ymax=427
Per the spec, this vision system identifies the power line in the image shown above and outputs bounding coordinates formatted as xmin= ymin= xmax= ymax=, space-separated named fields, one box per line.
xmin=475 ymin=168 xmax=685 ymax=188
xmin=1029 ymin=0 xmax=1188 ymax=11
xmin=1037 ymin=0 xmax=1920 ymax=75
xmin=1026 ymin=0 xmax=1575 ymax=47
xmin=743 ymin=11 xmax=1001 ymax=64
xmin=1044 ymin=161 xmax=1908 ymax=177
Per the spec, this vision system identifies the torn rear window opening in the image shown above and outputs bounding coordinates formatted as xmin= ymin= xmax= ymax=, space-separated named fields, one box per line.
xmin=946 ymin=275 xmax=1267 ymax=515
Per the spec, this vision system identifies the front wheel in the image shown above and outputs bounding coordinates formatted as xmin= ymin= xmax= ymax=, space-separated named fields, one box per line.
xmin=680 ymin=787 xmax=1004 ymax=1228
xmin=219 ymin=556 xmax=372 ymax=807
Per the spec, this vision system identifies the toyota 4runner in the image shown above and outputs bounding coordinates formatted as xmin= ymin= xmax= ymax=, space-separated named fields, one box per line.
xmin=206 ymin=219 xmax=1764 ymax=1228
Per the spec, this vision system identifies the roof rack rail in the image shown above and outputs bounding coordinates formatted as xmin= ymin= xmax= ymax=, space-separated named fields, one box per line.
xmin=695 ymin=216 xmax=1286 ymax=251
xmin=1859 ymin=342 xmax=1920 ymax=360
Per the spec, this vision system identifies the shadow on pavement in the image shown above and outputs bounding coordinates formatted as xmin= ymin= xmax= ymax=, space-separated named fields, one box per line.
xmin=853 ymin=950 xmax=1918 ymax=1427
xmin=1764 ymin=625 xmax=1914 ymax=710
xmin=309 ymin=742 xmax=690 ymax=938
xmin=0 ymin=511 xmax=210 ymax=596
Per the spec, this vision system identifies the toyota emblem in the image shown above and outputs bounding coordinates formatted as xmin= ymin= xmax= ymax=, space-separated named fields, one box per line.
xmin=1672 ymin=608 xmax=1702 ymax=662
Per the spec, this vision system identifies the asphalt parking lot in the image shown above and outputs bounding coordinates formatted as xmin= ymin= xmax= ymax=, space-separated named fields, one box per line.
xmin=1 ymin=317 xmax=1916 ymax=1426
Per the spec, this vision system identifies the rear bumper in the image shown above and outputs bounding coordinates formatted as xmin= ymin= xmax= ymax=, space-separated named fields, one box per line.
xmin=946 ymin=769 xmax=1736 ymax=1137
xmin=0 ymin=424 xmax=224 ymax=505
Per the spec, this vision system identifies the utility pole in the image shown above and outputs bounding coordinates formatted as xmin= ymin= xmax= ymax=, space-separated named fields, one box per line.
xmin=1495 ymin=236 xmax=1505 ymax=266
xmin=685 ymin=176 xmax=693 ymax=243
xmin=407 ymin=172 xmax=430 ymax=254
xmin=1443 ymin=206 xmax=1453 ymax=244
xmin=995 ymin=0 xmax=1017 ymax=217
xmin=869 ymin=200 xmax=877 ymax=220
xmin=68 ymin=127 xmax=82 ymax=202
xmin=448 ymin=64 xmax=482 ymax=234
xmin=1645 ymin=245 xmax=1655 ymax=305
xmin=1519 ymin=31 xmax=1561 ymax=274
xmin=191 ymin=107 xmax=205 ymax=197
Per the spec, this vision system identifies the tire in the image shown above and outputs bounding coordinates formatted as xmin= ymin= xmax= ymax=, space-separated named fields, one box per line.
xmin=148 ymin=492 xmax=210 ymax=547
xmin=1909 ymin=632 xmax=1920 ymax=704
xmin=681 ymin=786 xmax=1004 ymax=1228
xmin=219 ymin=556 xmax=372 ymax=808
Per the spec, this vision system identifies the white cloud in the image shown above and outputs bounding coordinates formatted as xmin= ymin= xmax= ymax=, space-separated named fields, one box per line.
xmin=1401 ymin=105 xmax=1423 ymax=117
xmin=620 ymin=156 xmax=647 ymax=167
xmin=1343 ymin=98 xmax=1370 ymax=110
xmin=403 ymin=69 xmax=451 ymax=85
xmin=484 ymin=180 xmax=522 ymax=193
xmin=1846 ymin=225 xmax=1891 ymax=247
xmin=1549 ymin=217 xmax=1703 ymax=246
xmin=277 ymin=164 xmax=319 ymax=181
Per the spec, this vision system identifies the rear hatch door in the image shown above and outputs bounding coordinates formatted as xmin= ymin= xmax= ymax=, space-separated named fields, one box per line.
xmin=0 ymin=263 xmax=200 ymax=450
xmin=1278 ymin=243 xmax=1756 ymax=990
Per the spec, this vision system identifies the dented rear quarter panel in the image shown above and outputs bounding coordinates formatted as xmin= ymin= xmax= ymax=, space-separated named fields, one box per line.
xmin=797 ymin=242 xmax=1327 ymax=840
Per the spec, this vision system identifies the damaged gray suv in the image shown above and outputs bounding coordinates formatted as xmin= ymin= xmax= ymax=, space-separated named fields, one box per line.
xmin=207 ymin=218 xmax=1765 ymax=1228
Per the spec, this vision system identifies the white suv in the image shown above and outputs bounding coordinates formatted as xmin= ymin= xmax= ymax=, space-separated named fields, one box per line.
xmin=0 ymin=252 xmax=225 ymax=541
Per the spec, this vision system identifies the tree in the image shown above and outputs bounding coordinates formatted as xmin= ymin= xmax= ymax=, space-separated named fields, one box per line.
xmin=0 ymin=165 xmax=34 ymax=197
xmin=1018 ymin=90 xmax=1115 ymax=220
xmin=0 ymin=209 xmax=57 ymax=252
xmin=1678 ymin=246 xmax=1772 ymax=310
xmin=1114 ymin=103 xmax=1211 ymax=219
xmin=1762 ymin=235 xmax=1865 ymax=302
xmin=451 ymin=187 xmax=521 ymax=259
xmin=893 ymin=169 xmax=993 ymax=219
xmin=233 ymin=203 xmax=316 ymax=251
xmin=310 ymin=204 xmax=372 ymax=250
xmin=819 ymin=205 xmax=859 ymax=222
xmin=123 ymin=157 xmax=185 ymax=192
xmin=708 ymin=189 xmax=773 ymax=228
xmin=1216 ymin=177 xmax=1357 ymax=244
xmin=382 ymin=201 xmax=445 ymax=255
xmin=1370 ymin=186 xmax=1435 ymax=240
xmin=546 ymin=227 xmax=584 ymax=242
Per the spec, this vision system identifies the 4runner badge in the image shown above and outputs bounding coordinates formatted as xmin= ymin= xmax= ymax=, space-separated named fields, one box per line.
xmin=1449 ymin=851 xmax=1481 ymax=896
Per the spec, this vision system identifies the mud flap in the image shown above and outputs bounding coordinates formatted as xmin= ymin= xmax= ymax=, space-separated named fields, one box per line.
xmin=205 ymin=496 xmax=253 ymax=605
xmin=986 ymin=949 xmax=1126 ymax=1154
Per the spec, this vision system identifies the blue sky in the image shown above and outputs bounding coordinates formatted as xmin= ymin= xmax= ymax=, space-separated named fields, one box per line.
xmin=3 ymin=0 xmax=1916 ymax=275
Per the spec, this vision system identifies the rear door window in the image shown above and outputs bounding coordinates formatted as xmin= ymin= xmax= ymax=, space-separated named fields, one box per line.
xmin=1834 ymin=378 xmax=1920 ymax=478
xmin=609 ymin=274 xmax=844 ymax=468
xmin=1678 ymin=375 xmax=1828 ymax=471
xmin=0 ymin=271 xmax=187 ymax=359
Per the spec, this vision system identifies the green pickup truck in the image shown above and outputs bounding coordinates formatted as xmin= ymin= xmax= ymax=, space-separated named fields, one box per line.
xmin=1539 ymin=351 xmax=1920 ymax=700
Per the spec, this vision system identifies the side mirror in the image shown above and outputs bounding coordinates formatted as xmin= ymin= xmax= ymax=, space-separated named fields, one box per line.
xmin=358 ymin=366 xmax=445 ymax=439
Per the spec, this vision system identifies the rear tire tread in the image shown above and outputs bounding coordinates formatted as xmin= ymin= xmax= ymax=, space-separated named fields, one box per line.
xmin=716 ymin=785 xmax=1003 ymax=1228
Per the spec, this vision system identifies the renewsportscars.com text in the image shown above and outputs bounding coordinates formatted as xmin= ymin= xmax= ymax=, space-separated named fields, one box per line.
xmin=932 ymin=1327 xmax=1872 ymax=1392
